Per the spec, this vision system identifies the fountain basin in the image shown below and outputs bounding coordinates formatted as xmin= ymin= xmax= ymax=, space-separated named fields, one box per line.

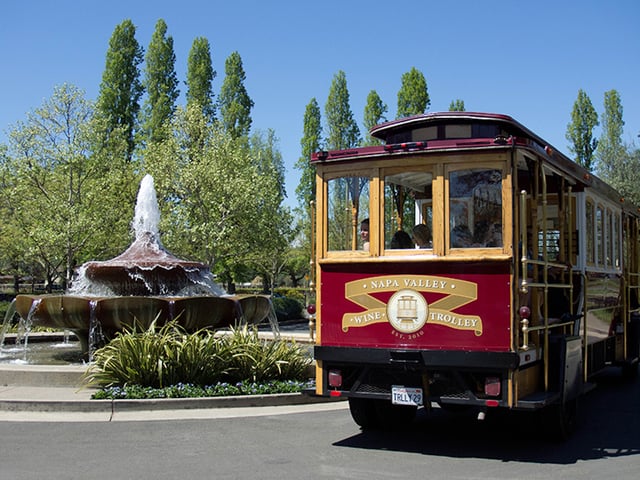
xmin=14 ymin=293 xmax=273 ymax=355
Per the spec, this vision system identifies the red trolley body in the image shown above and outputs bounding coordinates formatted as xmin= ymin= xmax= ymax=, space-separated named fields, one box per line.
xmin=310 ymin=112 xmax=640 ymax=439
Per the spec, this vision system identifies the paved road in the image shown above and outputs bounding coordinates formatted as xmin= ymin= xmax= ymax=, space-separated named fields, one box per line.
xmin=0 ymin=369 xmax=638 ymax=480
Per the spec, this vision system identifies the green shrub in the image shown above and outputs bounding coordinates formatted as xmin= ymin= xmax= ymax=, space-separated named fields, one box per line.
xmin=83 ymin=322 xmax=311 ymax=390
xmin=92 ymin=379 xmax=315 ymax=399
xmin=271 ymin=296 xmax=303 ymax=321
xmin=0 ymin=300 xmax=12 ymax=323
xmin=274 ymin=287 xmax=307 ymax=304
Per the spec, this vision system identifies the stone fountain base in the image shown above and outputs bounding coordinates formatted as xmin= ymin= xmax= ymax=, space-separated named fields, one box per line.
xmin=14 ymin=294 xmax=273 ymax=356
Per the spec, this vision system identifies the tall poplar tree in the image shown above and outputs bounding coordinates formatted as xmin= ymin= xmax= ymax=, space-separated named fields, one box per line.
xmin=218 ymin=51 xmax=254 ymax=139
xmin=141 ymin=19 xmax=179 ymax=145
xmin=396 ymin=67 xmax=429 ymax=119
xmin=186 ymin=37 xmax=216 ymax=121
xmin=449 ymin=99 xmax=465 ymax=111
xmin=596 ymin=89 xmax=625 ymax=179
xmin=325 ymin=71 xmax=363 ymax=249
xmin=295 ymin=98 xmax=322 ymax=209
xmin=566 ymin=89 xmax=599 ymax=171
xmin=294 ymin=98 xmax=322 ymax=279
xmin=95 ymin=19 xmax=144 ymax=162
xmin=324 ymin=70 xmax=360 ymax=150
xmin=363 ymin=90 xmax=387 ymax=146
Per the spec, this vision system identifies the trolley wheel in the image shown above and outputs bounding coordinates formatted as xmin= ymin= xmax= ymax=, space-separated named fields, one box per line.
xmin=544 ymin=398 xmax=579 ymax=441
xmin=348 ymin=397 xmax=380 ymax=429
xmin=348 ymin=397 xmax=417 ymax=430
xmin=621 ymin=361 xmax=638 ymax=381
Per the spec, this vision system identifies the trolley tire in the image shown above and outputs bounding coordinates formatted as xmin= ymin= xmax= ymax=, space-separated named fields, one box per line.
xmin=348 ymin=397 xmax=381 ymax=429
xmin=621 ymin=361 xmax=638 ymax=381
xmin=544 ymin=398 xmax=579 ymax=441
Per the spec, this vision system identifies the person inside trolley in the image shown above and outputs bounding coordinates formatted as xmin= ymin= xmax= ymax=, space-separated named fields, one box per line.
xmin=412 ymin=223 xmax=432 ymax=248
xmin=360 ymin=218 xmax=370 ymax=251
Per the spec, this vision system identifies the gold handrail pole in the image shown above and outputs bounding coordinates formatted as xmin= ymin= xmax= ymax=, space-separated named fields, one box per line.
xmin=582 ymin=272 xmax=588 ymax=381
xmin=519 ymin=190 xmax=529 ymax=350
xmin=568 ymin=186 xmax=574 ymax=330
xmin=309 ymin=200 xmax=316 ymax=341
xmin=540 ymin=165 xmax=549 ymax=391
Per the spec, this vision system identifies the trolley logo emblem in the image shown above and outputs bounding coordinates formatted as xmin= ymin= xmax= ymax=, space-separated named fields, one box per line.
xmin=342 ymin=275 xmax=483 ymax=336
xmin=387 ymin=289 xmax=428 ymax=333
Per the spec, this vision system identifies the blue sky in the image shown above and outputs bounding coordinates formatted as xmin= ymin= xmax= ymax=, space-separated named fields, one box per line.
xmin=1 ymin=1 xmax=638 ymax=209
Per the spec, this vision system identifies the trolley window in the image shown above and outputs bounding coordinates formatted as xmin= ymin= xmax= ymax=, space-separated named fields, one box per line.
xmin=448 ymin=168 xmax=503 ymax=249
xmin=586 ymin=198 xmax=595 ymax=265
xmin=326 ymin=174 xmax=371 ymax=252
xmin=613 ymin=212 xmax=620 ymax=268
xmin=383 ymin=169 xmax=433 ymax=251
xmin=596 ymin=204 xmax=604 ymax=265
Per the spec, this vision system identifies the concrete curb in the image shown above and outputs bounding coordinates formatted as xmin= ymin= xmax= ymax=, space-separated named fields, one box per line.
xmin=0 ymin=391 xmax=339 ymax=414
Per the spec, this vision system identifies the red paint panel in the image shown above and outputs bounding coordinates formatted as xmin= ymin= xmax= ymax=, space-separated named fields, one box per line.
xmin=318 ymin=261 xmax=512 ymax=352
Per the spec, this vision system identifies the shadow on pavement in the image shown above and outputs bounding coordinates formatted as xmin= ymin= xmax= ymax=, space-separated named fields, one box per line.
xmin=333 ymin=368 xmax=640 ymax=465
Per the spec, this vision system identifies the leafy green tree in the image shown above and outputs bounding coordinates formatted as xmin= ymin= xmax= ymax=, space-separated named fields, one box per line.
xmin=566 ymin=89 xmax=599 ymax=171
xmin=0 ymin=144 xmax=30 ymax=290
xmin=141 ymin=19 xmax=179 ymax=145
xmin=282 ymin=246 xmax=310 ymax=289
xmin=396 ymin=67 xmax=430 ymax=118
xmin=324 ymin=70 xmax=361 ymax=150
xmin=218 ymin=51 xmax=254 ymax=139
xmin=1 ymin=84 xmax=134 ymax=289
xmin=186 ymin=37 xmax=216 ymax=121
xmin=600 ymin=145 xmax=640 ymax=207
xmin=363 ymin=90 xmax=387 ymax=146
xmin=144 ymin=106 xmax=292 ymax=292
xmin=246 ymin=129 xmax=295 ymax=293
xmin=251 ymin=129 xmax=287 ymax=203
xmin=449 ymin=99 xmax=465 ymax=111
xmin=95 ymin=19 xmax=145 ymax=162
xmin=596 ymin=89 xmax=625 ymax=179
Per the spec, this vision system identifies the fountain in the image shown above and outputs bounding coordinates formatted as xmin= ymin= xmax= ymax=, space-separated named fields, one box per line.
xmin=2 ymin=175 xmax=274 ymax=359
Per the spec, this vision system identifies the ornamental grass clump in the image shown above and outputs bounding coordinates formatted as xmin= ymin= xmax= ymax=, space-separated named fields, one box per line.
xmin=82 ymin=321 xmax=312 ymax=396
xmin=221 ymin=324 xmax=311 ymax=383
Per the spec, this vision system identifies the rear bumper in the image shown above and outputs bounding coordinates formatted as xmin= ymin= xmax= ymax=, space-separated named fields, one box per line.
xmin=315 ymin=345 xmax=519 ymax=408
xmin=315 ymin=345 xmax=519 ymax=370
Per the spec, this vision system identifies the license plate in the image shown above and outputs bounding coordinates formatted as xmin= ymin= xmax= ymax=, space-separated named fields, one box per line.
xmin=391 ymin=386 xmax=423 ymax=406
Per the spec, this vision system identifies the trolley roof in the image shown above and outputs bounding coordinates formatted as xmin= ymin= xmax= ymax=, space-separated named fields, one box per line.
xmin=311 ymin=111 xmax=639 ymax=215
